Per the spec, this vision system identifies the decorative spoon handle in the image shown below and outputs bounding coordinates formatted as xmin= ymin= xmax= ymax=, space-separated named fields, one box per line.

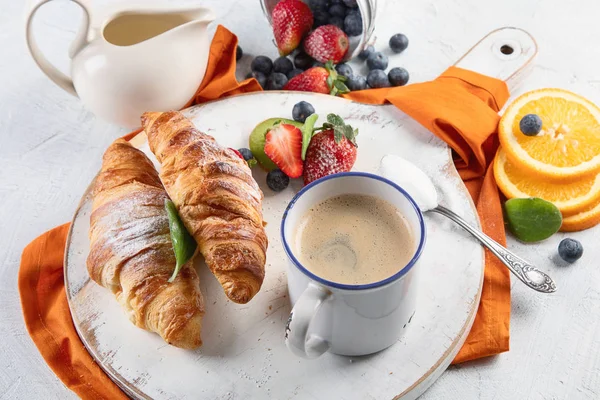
xmin=430 ymin=205 xmax=557 ymax=293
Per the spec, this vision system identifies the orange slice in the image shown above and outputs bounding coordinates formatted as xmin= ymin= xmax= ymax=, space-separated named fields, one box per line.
xmin=499 ymin=88 xmax=600 ymax=181
xmin=494 ymin=147 xmax=600 ymax=217
xmin=561 ymin=199 xmax=600 ymax=232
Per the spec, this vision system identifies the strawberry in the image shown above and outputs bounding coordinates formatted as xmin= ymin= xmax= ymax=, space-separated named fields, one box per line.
xmin=272 ymin=0 xmax=313 ymax=56
xmin=229 ymin=148 xmax=244 ymax=160
xmin=303 ymin=25 xmax=349 ymax=64
xmin=284 ymin=61 xmax=349 ymax=96
xmin=303 ymin=114 xmax=358 ymax=185
xmin=264 ymin=123 xmax=304 ymax=178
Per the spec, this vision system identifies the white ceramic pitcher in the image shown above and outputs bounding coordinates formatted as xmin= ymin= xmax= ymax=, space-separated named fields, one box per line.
xmin=26 ymin=1 xmax=215 ymax=127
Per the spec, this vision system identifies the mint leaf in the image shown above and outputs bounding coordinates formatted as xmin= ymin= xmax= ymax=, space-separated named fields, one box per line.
xmin=327 ymin=114 xmax=344 ymax=126
xmin=301 ymin=114 xmax=319 ymax=160
xmin=165 ymin=199 xmax=197 ymax=282
xmin=317 ymin=115 xmax=359 ymax=146
xmin=333 ymin=126 xmax=344 ymax=143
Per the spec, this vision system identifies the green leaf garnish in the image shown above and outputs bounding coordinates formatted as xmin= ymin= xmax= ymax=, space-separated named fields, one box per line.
xmin=504 ymin=198 xmax=562 ymax=242
xmin=165 ymin=199 xmax=197 ymax=282
xmin=321 ymin=113 xmax=358 ymax=146
xmin=301 ymin=114 xmax=319 ymax=160
xmin=327 ymin=114 xmax=344 ymax=126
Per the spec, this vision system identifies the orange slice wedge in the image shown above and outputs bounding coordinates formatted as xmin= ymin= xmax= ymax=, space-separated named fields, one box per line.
xmin=494 ymin=148 xmax=600 ymax=217
xmin=561 ymin=199 xmax=600 ymax=232
xmin=499 ymin=88 xmax=600 ymax=181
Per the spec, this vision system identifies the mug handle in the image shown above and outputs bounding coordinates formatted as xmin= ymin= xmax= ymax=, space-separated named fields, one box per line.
xmin=285 ymin=283 xmax=332 ymax=359
xmin=25 ymin=0 xmax=92 ymax=96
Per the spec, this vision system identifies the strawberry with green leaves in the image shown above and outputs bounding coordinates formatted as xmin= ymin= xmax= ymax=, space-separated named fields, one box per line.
xmin=284 ymin=61 xmax=349 ymax=96
xmin=272 ymin=0 xmax=313 ymax=56
xmin=303 ymin=114 xmax=358 ymax=185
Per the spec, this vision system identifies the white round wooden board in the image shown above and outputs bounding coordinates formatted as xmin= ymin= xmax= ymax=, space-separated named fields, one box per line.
xmin=65 ymin=92 xmax=484 ymax=400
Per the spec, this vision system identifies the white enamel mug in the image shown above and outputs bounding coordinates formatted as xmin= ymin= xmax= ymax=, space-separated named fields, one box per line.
xmin=282 ymin=172 xmax=426 ymax=359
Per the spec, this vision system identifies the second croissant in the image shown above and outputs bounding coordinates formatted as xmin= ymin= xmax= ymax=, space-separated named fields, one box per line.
xmin=142 ymin=111 xmax=269 ymax=304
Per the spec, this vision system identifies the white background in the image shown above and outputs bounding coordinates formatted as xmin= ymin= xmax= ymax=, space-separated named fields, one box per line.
xmin=1 ymin=0 xmax=599 ymax=398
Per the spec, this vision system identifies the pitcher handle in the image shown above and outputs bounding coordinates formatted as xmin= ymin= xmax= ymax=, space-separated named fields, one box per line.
xmin=285 ymin=283 xmax=332 ymax=359
xmin=25 ymin=0 xmax=92 ymax=96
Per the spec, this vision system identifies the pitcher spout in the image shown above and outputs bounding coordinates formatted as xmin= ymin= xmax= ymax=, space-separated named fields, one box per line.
xmin=181 ymin=7 xmax=216 ymax=25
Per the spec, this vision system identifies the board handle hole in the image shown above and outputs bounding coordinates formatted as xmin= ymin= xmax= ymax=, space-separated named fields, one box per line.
xmin=500 ymin=45 xmax=514 ymax=55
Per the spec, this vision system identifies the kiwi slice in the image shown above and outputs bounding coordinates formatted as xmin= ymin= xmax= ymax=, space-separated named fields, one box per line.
xmin=249 ymin=118 xmax=303 ymax=171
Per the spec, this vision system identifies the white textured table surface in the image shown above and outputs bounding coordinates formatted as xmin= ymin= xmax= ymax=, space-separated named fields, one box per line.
xmin=2 ymin=0 xmax=599 ymax=399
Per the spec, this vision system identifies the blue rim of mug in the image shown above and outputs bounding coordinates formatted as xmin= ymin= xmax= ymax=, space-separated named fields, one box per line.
xmin=280 ymin=172 xmax=426 ymax=291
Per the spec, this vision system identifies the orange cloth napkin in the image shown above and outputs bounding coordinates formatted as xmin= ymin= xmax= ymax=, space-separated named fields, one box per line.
xmin=19 ymin=25 xmax=509 ymax=399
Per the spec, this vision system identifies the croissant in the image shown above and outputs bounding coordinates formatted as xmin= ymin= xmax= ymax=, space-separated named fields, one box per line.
xmin=142 ymin=111 xmax=268 ymax=304
xmin=87 ymin=139 xmax=205 ymax=349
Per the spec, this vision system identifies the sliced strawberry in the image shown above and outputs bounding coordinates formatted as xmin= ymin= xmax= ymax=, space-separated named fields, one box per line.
xmin=264 ymin=123 xmax=304 ymax=178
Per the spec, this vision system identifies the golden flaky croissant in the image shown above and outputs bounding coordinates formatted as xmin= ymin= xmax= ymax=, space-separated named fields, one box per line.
xmin=142 ymin=111 xmax=268 ymax=304
xmin=87 ymin=139 xmax=205 ymax=349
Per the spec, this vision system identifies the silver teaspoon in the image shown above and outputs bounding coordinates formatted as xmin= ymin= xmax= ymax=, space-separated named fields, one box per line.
xmin=379 ymin=155 xmax=557 ymax=294
xmin=430 ymin=205 xmax=556 ymax=293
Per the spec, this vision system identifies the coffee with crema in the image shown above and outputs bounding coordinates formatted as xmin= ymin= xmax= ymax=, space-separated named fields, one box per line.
xmin=292 ymin=194 xmax=415 ymax=285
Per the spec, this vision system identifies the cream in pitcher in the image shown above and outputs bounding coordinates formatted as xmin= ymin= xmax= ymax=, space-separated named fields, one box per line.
xmin=26 ymin=0 xmax=215 ymax=127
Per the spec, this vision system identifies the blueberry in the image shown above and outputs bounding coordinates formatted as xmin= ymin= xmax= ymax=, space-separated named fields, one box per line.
xmin=367 ymin=69 xmax=390 ymax=88
xmin=366 ymin=52 xmax=388 ymax=70
xmin=251 ymin=56 xmax=273 ymax=75
xmin=388 ymin=67 xmax=409 ymax=86
xmin=558 ymin=238 xmax=583 ymax=263
xmin=267 ymin=169 xmax=290 ymax=192
xmin=292 ymin=101 xmax=316 ymax=123
xmin=313 ymin=61 xmax=326 ymax=68
xmin=247 ymin=71 xmax=267 ymax=88
xmin=329 ymin=4 xmax=347 ymax=17
xmin=329 ymin=16 xmax=345 ymax=30
xmin=237 ymin=148 xmax=254 ymax=161
xmin=520 ymin=114 xmax=543 ymax=136
xmin=236 ymin=45 xmax=243 ymax=61
xmin=344 ymin=12 xmax=363 ymax=36
xmin=313 ymin=10 xmax=331 ymax=27
xmin=346 ymin=75 xmax=367 ymax=91
xmin=358 ymin=45 xmax=374 ymax=60
xmin=342 ymin=0 xmax=358 ymax=8
xmin=309 ymin=0 xmax=331 ymax=11
xmin=273 ymin=56 xmax=294 ymax=75
xmin=389 ymin=33 xmax=409 ymax=53
xmin=294 ymin=52 xmax=314 ymax=70
xmin=287 ymin=68 xmax=304 ymax=80
xmin=266 ymin=72 xmax=288 ymax=90
xmin=330 ymin=0 xmax=343 ymax=4
xmin=335 ymin=63 xmax=353 ymax=78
